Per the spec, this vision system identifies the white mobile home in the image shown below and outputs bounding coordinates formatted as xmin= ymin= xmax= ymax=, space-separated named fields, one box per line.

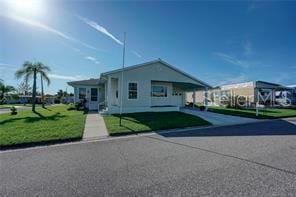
xmin=68 ymin=59 xmax=211 ymax=114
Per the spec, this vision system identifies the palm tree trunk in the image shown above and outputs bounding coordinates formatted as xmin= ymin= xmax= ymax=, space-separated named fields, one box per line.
xmin=41 ymin=74 xmax=44 ymax=108
xmin=32 ymin=69 xmax=37 ymax=112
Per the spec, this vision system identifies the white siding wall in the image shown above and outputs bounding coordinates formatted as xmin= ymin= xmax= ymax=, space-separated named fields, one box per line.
xmin=106 ymin=62 xmax=201 ymax=110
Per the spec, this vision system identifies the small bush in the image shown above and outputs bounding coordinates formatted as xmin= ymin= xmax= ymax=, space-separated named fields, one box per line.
xmin=10 ymin=106 xmax=17 ymax=115
xmin=67 ymin=103 xmax=76 ymax=111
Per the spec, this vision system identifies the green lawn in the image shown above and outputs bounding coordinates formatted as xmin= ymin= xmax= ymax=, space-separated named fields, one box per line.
xmin=0 ymin=105 xmax=86 ymax=147
xmin=208 ymin=106 xmax=296 ymax=119
xmin=103 ymin=111 xmax=211 ymax=135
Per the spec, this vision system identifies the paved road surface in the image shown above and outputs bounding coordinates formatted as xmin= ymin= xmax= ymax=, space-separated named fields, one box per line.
xmin=1 ymin=118 xmax=296 ymax=196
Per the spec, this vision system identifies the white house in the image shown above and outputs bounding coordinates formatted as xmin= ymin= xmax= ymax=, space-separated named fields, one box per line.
xmin=68 ymin=59 xmax=211 ymax=114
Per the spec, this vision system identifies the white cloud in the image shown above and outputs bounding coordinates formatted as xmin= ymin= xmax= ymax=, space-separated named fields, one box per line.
xmin=48 ymin=74 xmax=84 ymax=81
xmin=132 ymin=50 xmax=142 ymax=58
xmin=0 ymin=62 xmax=17 ymax=71
xmin=0 ymin=13 xmax=103 ymax=52
xmin=219 ymin=74 xmax=248 ymax=86
xmin=200 ymin=72 xmax=248 ymax=86
xmin=214 ymin=52 xmax=250 ymax=68
xmin=84 ymin=56 xmax=100 ymax=64
xmin=77 ymin=15 xmax=123 ymax=45
xmin=243 ymin=41 xmax=252 ymax=56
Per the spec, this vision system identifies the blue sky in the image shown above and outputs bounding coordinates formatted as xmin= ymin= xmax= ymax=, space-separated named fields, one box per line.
xmin=1 ymin=1 xmax=295 ymax=94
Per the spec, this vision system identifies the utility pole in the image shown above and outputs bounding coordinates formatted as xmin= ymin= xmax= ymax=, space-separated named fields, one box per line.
xmin=119 ymin=32 xmax=126 ymax=126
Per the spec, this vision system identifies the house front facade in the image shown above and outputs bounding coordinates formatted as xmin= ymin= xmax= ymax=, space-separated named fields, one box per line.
xmin=68 ymin=59 xmax=211 ymax=114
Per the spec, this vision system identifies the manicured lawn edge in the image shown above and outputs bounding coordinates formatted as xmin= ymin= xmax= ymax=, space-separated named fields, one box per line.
xmin=208 ymin=107 xmax=296 ymax=119
xmin=0 ymin=137 xmax=82 ymax=150
xmin=107 ymin=125 xmax=212 ymax=136
xmin=103 ymin=111 xmax=212 ymax=136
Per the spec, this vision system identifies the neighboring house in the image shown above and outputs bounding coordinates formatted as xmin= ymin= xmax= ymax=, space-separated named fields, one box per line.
xmin=68 ymin=59 xmax=211 ymax=114
xmin=61 ymin=96 xmax=74 ymax=104
xmin=5 ymin=95 xmax=55 ymax=104
xmin=276 ymin=85 xmax=296 ymax=105
xmin=188 ymin=81 xmax=293 ymax=107
xmin=5 ymin=95 xmax=41 ymax=104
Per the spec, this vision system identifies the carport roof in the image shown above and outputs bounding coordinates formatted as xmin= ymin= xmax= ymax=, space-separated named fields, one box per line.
xmin=67 ymin=78 xmax=103 ymax=86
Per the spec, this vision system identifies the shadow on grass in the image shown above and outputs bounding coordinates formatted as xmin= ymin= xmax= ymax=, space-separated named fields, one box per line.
xmin=0 ymin=112 xmax=66 ymax=125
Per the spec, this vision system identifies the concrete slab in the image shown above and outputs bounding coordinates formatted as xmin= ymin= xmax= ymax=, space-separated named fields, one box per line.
xmin=83 ymin=112 xmax=108 ymax=139
xmin=181 ymin=108 xmax=259 ymax=126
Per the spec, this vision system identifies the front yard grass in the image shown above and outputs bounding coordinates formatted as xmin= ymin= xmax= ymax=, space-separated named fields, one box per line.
xmin=0 ymin=105 xmax=86 ymax=147
xmin=103 ymin=111 xmax=211 ymax=135
xmin=208 ymin=106 xmax=296 ymax=119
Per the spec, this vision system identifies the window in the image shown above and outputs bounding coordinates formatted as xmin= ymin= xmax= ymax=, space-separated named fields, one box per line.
xmin=91 ymin=88 xmax=98 ymax=101
xmin=128 ymin=82 xmax=138 ymax=99
xmin=151 ymin=85 xmax=167 ymax=97
xmin=78 ymin=88 xmax=86 ymax=99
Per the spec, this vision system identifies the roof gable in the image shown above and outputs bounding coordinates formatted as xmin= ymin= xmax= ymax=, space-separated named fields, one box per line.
xmin=101 ymin=59 xmax=211 ymax=88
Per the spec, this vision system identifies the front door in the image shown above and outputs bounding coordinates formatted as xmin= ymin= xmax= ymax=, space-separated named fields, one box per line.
xmin=89 ymin=88 xmax=98 ymax=110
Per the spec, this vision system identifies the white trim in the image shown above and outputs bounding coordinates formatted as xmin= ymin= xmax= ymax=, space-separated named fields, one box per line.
xmin=127 ymin=81 xmax=139 ymax=100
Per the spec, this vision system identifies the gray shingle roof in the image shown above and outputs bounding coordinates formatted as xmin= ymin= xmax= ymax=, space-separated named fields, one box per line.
xmin=67 ymin=78 xmax=101 ymax=86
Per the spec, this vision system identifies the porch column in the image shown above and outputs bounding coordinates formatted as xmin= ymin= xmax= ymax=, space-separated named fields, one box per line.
xmin=107 ymin=76 xmax=112 ymax=106
xmin=204 ymin=87 xmax=208 ymax=111
xmin=192 ymin=90 xmax=196 ymax=109
xmin=271 ymin=89 xmax=275 ymax=107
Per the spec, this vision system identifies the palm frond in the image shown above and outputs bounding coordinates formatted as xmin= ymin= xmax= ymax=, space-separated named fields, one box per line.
xmin=15 ymin=61 xmax=34 ymax=79
xmin=40 ymin=71 xmax=50 ymax=85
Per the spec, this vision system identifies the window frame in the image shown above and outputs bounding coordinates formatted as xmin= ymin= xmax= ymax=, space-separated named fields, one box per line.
xmin=90 ymin=88 xmax=98 ymax=102
xmin=127 ymin=82 xmax=138 ymax=100
xmin=151 ymin=85 xmax=168 ymax=98
xmin=78 ymin=88 xmax=86 ymax=100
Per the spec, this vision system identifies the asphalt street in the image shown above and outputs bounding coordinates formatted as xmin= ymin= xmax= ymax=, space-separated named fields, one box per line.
xmin=1 ymin=118 xmax=296 ymax=196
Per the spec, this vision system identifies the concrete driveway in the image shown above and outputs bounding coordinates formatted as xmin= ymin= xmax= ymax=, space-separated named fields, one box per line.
xmin=181 ymin=108 xmax=259 ymax=125
xmin=1 ymin=119 xmax=296 ymax=196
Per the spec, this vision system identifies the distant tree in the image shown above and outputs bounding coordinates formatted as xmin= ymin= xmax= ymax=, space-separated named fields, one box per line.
xmin=0 ymin=81 xmax=16 ymax=104
xmin=18 ymin=81 xmax=32 ymax=95
xmin=15 ymin=61 xmax=51 ymax=112
xmin=56 ymin=89 xmax=64 ymax=99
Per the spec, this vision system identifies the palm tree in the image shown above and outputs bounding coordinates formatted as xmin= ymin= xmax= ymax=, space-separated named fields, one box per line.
xmin=15 ymin=61 xmax=51 ymax=111
xmin=36 ymin=62 xmax=51 ymax=108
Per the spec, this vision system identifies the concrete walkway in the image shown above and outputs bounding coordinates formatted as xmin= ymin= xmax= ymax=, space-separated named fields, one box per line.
xmin=181 ymin=108 xmax=259 ymax=126
xmin=83 ymin=111 xmax=108 ymax=139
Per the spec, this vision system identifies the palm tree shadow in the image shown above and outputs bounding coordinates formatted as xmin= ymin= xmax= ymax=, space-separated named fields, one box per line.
xmin=33 ymin=111 xmax=45 ymax=118
xmin=0 ymin=112 xmax=66 ymax=124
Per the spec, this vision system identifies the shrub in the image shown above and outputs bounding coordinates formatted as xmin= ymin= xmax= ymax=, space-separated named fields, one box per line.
xmin=10 ymin=106 xmax=17 ymax=115
xmin=199 ymin=106 xmax=205 ymax=111
xmin=67 ymin=103 xmax=76 ymax=111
